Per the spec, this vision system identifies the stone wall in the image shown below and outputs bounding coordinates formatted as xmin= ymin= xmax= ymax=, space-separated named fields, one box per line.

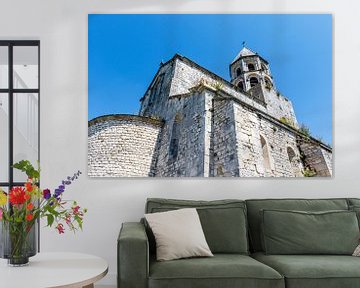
xmin=233 ymin=102 xmax=303 ymax=177
xmin=153 ymin=92 xmax=207 ymax=177
xmin=169 ymin=58 xmax=269 ymax=113
xmin=257 ymin=115 xmax=303 ymax=177
xmin=262 ymin=88 xmax=299 ymax=128
xmin=169 ymin=56 xmax=298 ymax=126
xmin=88 ymin=115 xmax=162 ymax=177
xmin=321 ymin=147 xmax=333 ymax=176
xmin=211 ymin=97 xmax=239 ymax=176
xmin=139 ymin=61 xmax=174 ymax=118
xmin=299 ymin=141 xmax=332 ymax=177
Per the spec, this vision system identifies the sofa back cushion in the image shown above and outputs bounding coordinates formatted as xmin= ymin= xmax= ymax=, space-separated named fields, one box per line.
xmin=145 ymin=198 xmax=249 ymax=254
xmin=261 ymin=209 xmax=359 ymax=255
xmin=347 ymin=199 xmax=360 ymax=228
xmin=348 ymin=198 xmax=360 ymax=207
xmin=246 ymin=198 xmax=349 ymax=252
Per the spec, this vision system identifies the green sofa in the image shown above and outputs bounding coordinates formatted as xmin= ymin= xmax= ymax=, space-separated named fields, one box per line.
xmin=118 ymin=198 xmax=360 ymax=288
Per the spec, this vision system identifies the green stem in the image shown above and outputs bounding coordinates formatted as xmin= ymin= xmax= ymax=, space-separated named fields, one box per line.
xmin=8 ymin=222 xmax=31 ymax=259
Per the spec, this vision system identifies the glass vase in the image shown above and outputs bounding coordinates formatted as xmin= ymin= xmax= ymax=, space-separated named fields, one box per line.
xmin=0 ymin=220 xmax=37 ymax=266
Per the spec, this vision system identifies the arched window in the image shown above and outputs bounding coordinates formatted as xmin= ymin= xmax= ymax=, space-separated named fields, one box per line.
xmin=250 ymin=77 xmax=259 ymax=87
xmin=264 ymin=77 xmax=272 ymax=90
xmin=260 ymin=136 xmax=271 ymax=171
xmin=287 ymin=147 xmax=296 ymax=163
xmin=248 ymin=63 xmax=255 ymax=71
xmin=237 ymin=81 xmax=244 ymax=91
xmin=168 ymin=115 xmax=181 ymax=161
xmin=236 ymin=67 xmax=241 ymax=77
xmin=287 ymin=147 xmax=301 ymax=177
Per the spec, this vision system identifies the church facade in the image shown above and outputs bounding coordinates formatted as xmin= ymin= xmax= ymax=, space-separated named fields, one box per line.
xmin=88 ymin=47 xmax=332 ymax=177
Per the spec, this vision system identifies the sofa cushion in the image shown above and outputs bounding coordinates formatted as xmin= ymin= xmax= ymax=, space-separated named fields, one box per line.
xmin=146 ymin=198 xmax=249 ymax=254
xmin=348 ymin=205 xmax=360 ymax=228
xmin=149 ymin=254 xmax=284 ymax=288
xmin=145 ymin=208 xmax=213 ymax=261
xmin=252 ymin=252 xmax=360 ymax=288
xmin=347 ymin=198 xmax=360 ymax=207
xmin=346 ymin=199 xmax=360 ymax=229
xmin=246 ymin=198 xmax=349 ymax=252
xmin=261 ymin=209 xmax=359 ymax=255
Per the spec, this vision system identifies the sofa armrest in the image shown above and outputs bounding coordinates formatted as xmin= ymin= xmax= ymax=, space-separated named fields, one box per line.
xmin=118 ymin=222 xmax=149 ymax=288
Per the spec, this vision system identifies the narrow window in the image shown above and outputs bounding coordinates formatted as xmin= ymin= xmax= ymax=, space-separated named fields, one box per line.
xmin=248 ymin=63 xmax=255 ymax=71
xmin=287 ymin=147 xmax=296 ymax=163
xmin=169 ymin=138 xmax=179 ymax=160
xmin=169 ymin=117 xmax=181 ymax=161
xmin=236 ymin=67 xmax=241 ymax=77
xmin=237 ymin=81 xmax=244 ymax=91
xmin=264 ymin=78 xmax=272 ymax=89
xmin=260 ymin=136 xmax=271 ymax=171
xmin=287 ymin=147 xmax=301 ymax=177
xmin=250 ymin=77 xmax=259 ymax=87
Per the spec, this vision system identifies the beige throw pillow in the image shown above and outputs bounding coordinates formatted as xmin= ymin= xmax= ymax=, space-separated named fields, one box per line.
xmin=353 ymin=244 xmax=360 ymax=256
xmin=145 ymin=208 xmax=213 ymax=261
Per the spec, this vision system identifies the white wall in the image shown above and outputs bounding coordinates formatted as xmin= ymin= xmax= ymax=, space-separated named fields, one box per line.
xmin=1 ymin=0 xmax=360 ymax=286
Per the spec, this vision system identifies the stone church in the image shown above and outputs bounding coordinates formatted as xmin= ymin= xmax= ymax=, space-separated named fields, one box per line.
xmin=88 ymin=46 xmax=332 ymax=177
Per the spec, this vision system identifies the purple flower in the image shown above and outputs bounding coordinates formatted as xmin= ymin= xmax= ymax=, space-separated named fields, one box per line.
xmin=54 ymin=171 xmax=81 ymax=199
xmin=43 ymin=189 xmax=51 ymax=200
xmin=54 ymin=189 xmax=63 ymax=198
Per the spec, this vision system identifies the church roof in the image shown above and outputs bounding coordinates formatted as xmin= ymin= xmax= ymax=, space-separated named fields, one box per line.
xmin=231 ymin=47 xmax=257 ymax=63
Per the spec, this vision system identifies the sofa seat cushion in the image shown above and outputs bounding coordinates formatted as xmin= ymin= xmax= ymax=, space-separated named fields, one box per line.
xmin=149 ymin=254 xmax=284 ymax=288
xmin=252 ymin=252 xmax=360 ymax=288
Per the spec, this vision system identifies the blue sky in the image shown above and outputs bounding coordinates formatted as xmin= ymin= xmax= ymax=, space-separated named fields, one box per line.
xmin=89 ymin=14 xmax=332 ymax=145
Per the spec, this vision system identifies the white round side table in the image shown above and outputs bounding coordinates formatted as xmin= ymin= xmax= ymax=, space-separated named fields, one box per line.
xmin=0 ymin=252 xmax=108 ymax=288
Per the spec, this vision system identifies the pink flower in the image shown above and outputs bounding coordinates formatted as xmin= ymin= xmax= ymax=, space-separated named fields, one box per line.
xmin=56 ymin=223 xmax=65 ymax=234
xmin=0 ymin=208 xmax=3 ymax=220
xmin=72 ymin=205 xmax=80 ymax=215
xmin=65 ymin=214 xmax=71 ymax=225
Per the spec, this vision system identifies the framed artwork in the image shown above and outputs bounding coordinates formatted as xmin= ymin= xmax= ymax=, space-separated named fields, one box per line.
xmin=88 ymin=14 xmax=332 ymax=178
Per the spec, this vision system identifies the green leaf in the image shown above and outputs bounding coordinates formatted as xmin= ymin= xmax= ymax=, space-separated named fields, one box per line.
xmin=75 ymin=216 xmax=83 ymax=230
xmin=47 ymin=214 xmax=54 ymax=227
xmin=12 ymin=160 xmax=40 ymax=180
xmin=44 ymin=204 xmax=60 ymax=217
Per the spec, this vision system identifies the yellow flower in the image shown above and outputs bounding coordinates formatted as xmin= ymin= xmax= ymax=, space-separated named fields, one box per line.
xmin=0 ymin=190 xmax=7 ymax=206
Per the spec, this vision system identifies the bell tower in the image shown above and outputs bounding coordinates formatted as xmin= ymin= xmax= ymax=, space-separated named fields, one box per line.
xmin=229 ymin=44 xmax=299 ymax=128
xmin=230 ymin=45 xmax=275 ymax=94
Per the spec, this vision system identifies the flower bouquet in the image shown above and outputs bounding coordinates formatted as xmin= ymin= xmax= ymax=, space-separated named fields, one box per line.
xmin=0 ymin=160 xmax=87 ymax=266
